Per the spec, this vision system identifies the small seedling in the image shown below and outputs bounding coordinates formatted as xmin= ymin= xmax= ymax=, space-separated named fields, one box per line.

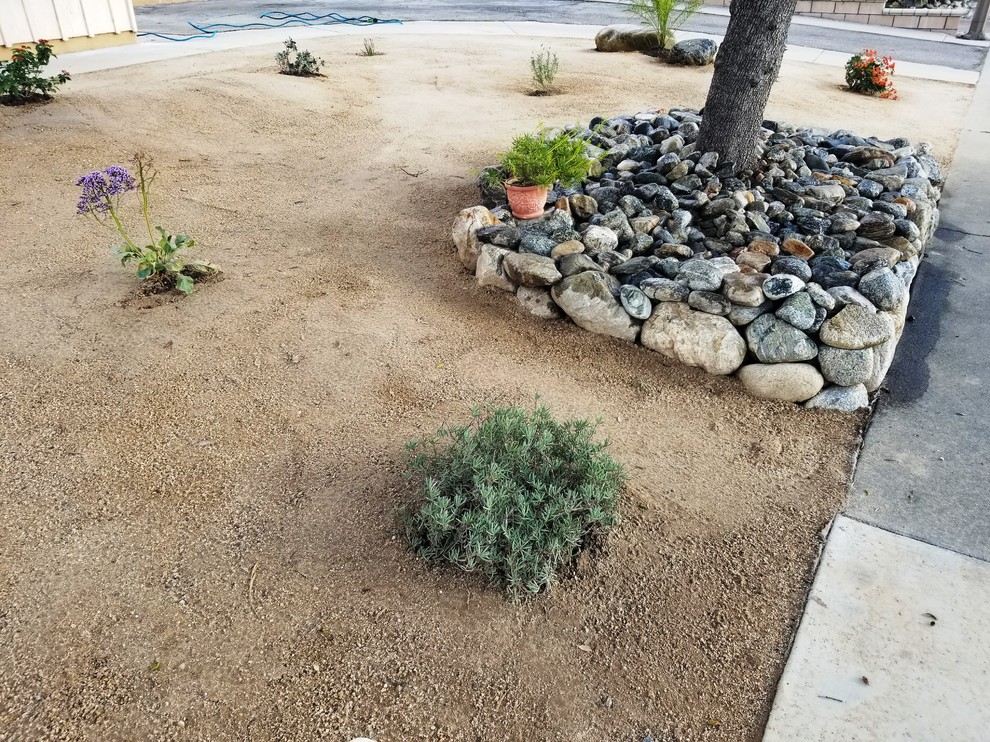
xmin=275 ymin=38 xmax=324 ymax=77
xmin=359 ymin=39 xmax=383 ymax=57
xmin=530 ymin=45 xmax=560 ymax=95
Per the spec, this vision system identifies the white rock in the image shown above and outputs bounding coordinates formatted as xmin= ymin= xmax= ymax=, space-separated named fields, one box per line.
xmin=866 ymin=335 xmax=898 ymax=392
xmin=551 ymin=271 xmax=639 ymax=342
xmin=452 ymin=206 xmax=499 ymax=272
xmin=737 ymin=363 xmax=824 ymax=402
xmin=516 ymin=286 xmax=563 ymax=320
xmin=475 ymin=244 xmax=516 ymax=293
xmin=804 ymin=384 xmax=870 ymax=412
xmin=641 ymin=302 xmax=746 ymax=375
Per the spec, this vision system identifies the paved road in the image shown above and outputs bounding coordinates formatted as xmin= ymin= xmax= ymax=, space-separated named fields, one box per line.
xmin=137 ymin=0 xmax=988 ymax=70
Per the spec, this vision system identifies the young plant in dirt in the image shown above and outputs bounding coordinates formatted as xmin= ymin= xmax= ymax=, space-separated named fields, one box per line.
xmin=402 ymin=403 xmax=626 ymax=599
xmin=845 ymin=49 xmax=898 ymax=100
xmin=359 ymin=39 xmax=383 ymax=57
xmin=0 ymin=40 xmax=70 ymax=105
xmin=75 ymin=155 xmax=218 ymax=294
xmin=626 ymin=0 xmax=703 ymax=53
xmin=530 ymin=45 xmax=560 ymax=95
xmin=275 ymin=38 xmax=324 ymax=76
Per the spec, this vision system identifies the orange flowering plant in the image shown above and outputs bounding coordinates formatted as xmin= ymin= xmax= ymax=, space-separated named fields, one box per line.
xmin=845 ymin=49 xmax=898 ymax=100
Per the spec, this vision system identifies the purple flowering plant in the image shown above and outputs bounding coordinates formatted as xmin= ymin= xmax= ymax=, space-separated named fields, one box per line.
xmin=76 ymin=154 xmax=217 ymax=294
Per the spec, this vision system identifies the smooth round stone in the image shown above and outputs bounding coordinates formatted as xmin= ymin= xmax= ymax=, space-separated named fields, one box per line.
xmin=819 ymin=270 xmax=861 ymax=289
xmin=850 ymin=247 xmax=901 ymax=267
xmin=781 ymin=237 xmax=814 ymax=259
xmin=551 ymin=270 xmax=639 ymax=341
xmin=620 ymin=284 xmax=653 ymax=319
xmin=656 ymin=242 xmax=694 ymax=259
xmin=827 ymin=285 xmax=877 ymax=311
xmin=804 ymin=384 xmax=870 ymax=412
xmin=678 ymin=259 xmax=724 ymax=291
xmin=502 ymin=252 xmax=562 ymax=287
xmin=819 ymin=305 xmax=896 ymax=350
xmin=771 ymin=257 xmax=812 ymax=282
xmin=641 ymin=302 xmax=746 ymax=375
xmin=737 ymin=363 xmax=824 ymax=403
xmin=857 ymin=267 xmax=905 ymax=311
xmin=640 ymin=277 xmax=690 ymax=302
xmin=746 ymin=314 xmax=819 ymax=363
xmin=728 ymin=301 xmax=772 ymax=327
xmin=688 ymin=290 xmax=731 ymax=316
xmin=763 ymin=273 xmax=806 ymax=300
xmin=857 ymin=212 xmax=896 ymax=240
xmin=857 ymin=179 xmax=884 ymax=199
xmin=873 ymin=201 xmax=909 ymax=219
xmin=722 ymin=273 xmax=768 ymax=307
xmin=776 ymin=292 xmax=816 ymax=330
xmin=852 ymin=257 xmax=893 ymax=277
xmin=818 ymin=345 xmax=874 ymax=386
xmin=805 ymin=282 xmax=836 ymax=311
xmin=550 ymin=240 xmax=585 ymax=258
xmin=582 ymin=225 xmax=620 ymax=254
xmin=595 ymin=250 xmax=627 ymax=270
xmin=559 ymin=253 xmax=602 ymax=277
xmin=809 ymin=305 xmax=828 ymax=333
xmin=736 ymin=250 xmax=772 ymax=271
xmin=569 ymin=194 xmax=598 ymax=221
xmin=517 ymin=286 xmax=564 ymax=320
xmin=477 ymin=224 xmax=522 ymax=249
xmin=617 ymin=159 xmax=642 ymax=172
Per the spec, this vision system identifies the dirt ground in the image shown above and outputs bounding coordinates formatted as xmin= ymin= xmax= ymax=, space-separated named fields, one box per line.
xmin=0 ymin=33 xmax=973 ymax=742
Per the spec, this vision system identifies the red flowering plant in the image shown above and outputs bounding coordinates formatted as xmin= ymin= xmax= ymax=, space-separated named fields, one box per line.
xmin=845 ymin=49 xmax=898 ymax=100
xmin=0 ymin=39 xmax=70 ymax=105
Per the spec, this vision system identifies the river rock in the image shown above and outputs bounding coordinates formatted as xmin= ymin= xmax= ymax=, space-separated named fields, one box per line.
xmin=475 ymin=244 xmax=516 ymax=292
xmin=679 ymin=259 xmax=724 ymax=291
xmin=559 ymin=253 xmax=601 ymax=277
xmin=805 ymin=282 xmax=836 ymax=311
xmin=551 ymin=240 xmax=585 ymax=258
xmin=503 ymin=252 xmax=562 ymax=287
xmin=595 ymin=24 xmax=672 ymax=52
xmin=640 ymin=277 xmax=690 ymax=302
xmin=763 ymin=274 xmax=805 ymax=300
xmin=582 ymin=225 xmax=620 ymax=254
xmin=866 ymin=335 xmax=897 ymax=391
xmin=737 ymin=363 xmax=824 ymax=402
xmin=857 ymin=267 xmax=905 ymax=311
xmin=688 ymin=290 xmax=731 ymax=316
xmin=551 ymin=271 xmax=639 ymax=341
xmin=776 ymin=292 xmax=816 ymax=330
xmin=818 ymin=345 xmax=874 ymax=386
xmin=722 ymin=273 xmax=768 ymax=307
xmin=746 ymin=314 xmax=819 ymax=363
xmin=728 ymin=301 xmax=773 ymax=327
xmin=517 ymin=286 xmax=563 ymax=319
xmin=804 ymin=384 xmax=870 ymax=412
xmin=519 ymin=231 xmax=556 ymax=257
xmin=668 ymin=38 xmax=718 ymax=66
xmin=771 ymin=257 xmax=813 ymax=282
xmin=641 ymin=302 xmax=746 ymax=375
xmin=453 ymin=206 xmax=499 ymax=271
xmin=819 ymin=305 xmax=895 ymax=349
xmin=569 ymin=194 xmax=598 ymax=221
xmin=620 ymin=284 xmax=653 ymax=319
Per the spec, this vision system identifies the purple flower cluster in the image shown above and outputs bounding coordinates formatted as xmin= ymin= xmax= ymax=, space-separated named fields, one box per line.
xmin=75 ymin=165 xmax=135 ymax=216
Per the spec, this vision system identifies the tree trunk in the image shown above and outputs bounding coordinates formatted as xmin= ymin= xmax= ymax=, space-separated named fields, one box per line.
xmin=696 ymin=0 xmax=798 ymax=171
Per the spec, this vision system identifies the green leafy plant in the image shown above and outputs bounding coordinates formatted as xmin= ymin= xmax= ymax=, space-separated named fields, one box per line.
xmin=530 ymin=45 xmax=560 ymax=94
xmin=402 ymin=403 xmax=626 ymax=598
xmin=359 ymin=39 xmax=383 ymax=57
xmin=499 ymin=126 xmax=600 ymax=188
xmin=0 ymin=40 xmax=70 ymax=105
xmin=275 ymin=38 xmax=324 ymax=76
xmin=626 ymin=0 xmax=703 ymax=51
xmin=75 ymin=154 xmax=218 ymax=294
xmin=845 ymin=49 xmax=898 ymax=100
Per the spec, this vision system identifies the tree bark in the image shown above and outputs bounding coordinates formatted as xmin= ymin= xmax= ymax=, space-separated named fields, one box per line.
xmin=696 ymin=0 xmax=798 ymax=171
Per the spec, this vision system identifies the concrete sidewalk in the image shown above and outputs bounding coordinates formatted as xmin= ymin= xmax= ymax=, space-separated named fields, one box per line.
xmin=52 ymin=19 xmax=980 ymax=85
xmin=764 ymin=48 xmax=990 ymax=740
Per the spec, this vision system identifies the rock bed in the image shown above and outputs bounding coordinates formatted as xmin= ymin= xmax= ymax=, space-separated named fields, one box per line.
xmin=452 ymin=108 xmax=942 ymax=411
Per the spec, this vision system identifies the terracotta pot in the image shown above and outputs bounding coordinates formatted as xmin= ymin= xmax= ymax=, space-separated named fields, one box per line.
xmin=505 ymin=182 xmax=549 ymax=220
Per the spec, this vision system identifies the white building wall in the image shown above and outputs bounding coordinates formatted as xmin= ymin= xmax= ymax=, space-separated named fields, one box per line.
xmin=0 ymin=0 xmax=137 ymax=48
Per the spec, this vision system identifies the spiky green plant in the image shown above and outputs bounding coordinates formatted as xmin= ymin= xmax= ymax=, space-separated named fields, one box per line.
xmin=275 ymin=38 xmax=324 ymax=76
xmin=359 ymin=39 xmax=383 ymax=57
xmin=626 ymin=0 xmax=703 ymax=50
xmin=402 ymin=404 xmax=626 ymax=599
xmin=499 ymin=126 xmax=600 ymax=188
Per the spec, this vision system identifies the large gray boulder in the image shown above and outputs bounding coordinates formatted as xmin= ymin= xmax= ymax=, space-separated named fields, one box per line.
xmin=452 ymin=206 xmax=500 ymax=272
xmin=552 ymin=271 xmax=640 ymax=342
xmin=595 ymin=24 xmax=672 ymax=53
xmin=668 ymin=38 xmax=718 ymax=66
xmin=641 ymin=302 xmax=746 ymax=376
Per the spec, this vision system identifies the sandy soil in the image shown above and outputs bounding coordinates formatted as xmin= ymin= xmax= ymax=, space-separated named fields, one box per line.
xmin=0 ymin=33 xmax=972 ymax=741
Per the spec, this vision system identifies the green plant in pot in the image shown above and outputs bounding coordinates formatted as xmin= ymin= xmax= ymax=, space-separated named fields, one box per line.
xmin=498 ymin=126 xmax=598 ymax=220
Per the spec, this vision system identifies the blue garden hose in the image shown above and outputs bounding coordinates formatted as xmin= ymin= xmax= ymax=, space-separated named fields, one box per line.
xmin=137 ymin=11 xmax=402 ymax=42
